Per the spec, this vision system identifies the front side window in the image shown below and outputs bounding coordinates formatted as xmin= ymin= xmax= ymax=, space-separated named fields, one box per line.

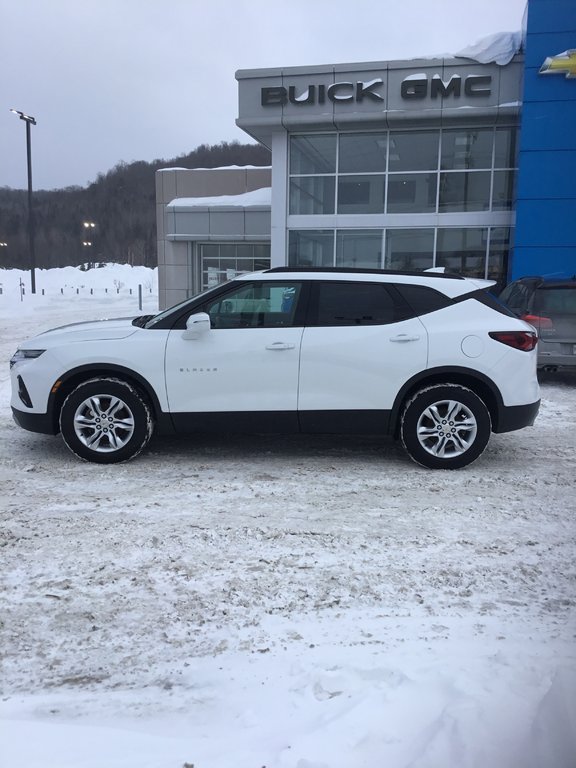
xmin=311 ymin=282 xmax=399 ymax=326
xmin=202 ymin=282 xmax=302 ymax=329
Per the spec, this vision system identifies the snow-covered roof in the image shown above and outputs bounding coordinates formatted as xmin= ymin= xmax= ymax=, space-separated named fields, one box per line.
xmin=167 ymin=187 xmax=271 ymax=209
xmin=158 ymin=165 xmax=271 ymax=173
xmin=454 ymin=31 xmax=523 ymax=66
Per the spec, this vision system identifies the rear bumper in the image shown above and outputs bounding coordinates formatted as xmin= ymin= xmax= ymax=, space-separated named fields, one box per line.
xmin=538 ymin=340 xmax=576 ymax=368
xmin=538 ymin=353 xmax=576 ymax=368
xmin=494 ymin=400 xmax=540 ymax=433
xmin=12 ymin=407 xmax=58 ymax=435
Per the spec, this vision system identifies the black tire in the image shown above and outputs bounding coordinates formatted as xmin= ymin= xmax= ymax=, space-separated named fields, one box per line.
xmin=400 ymin=384 xmax=491 ymax=470
xmin=59 ymin=377 xmax=154 ymax=464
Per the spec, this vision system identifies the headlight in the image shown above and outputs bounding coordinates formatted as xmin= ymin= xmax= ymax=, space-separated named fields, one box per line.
xmin=10 ymin=349 xmax=46 ymax=368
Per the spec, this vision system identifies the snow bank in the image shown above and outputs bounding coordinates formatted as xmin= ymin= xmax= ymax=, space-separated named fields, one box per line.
xmin=0 ymin=264 xmax=158 ymax=313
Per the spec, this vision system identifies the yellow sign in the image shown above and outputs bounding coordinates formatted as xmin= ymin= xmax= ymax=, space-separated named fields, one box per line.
xmin=539 ymin=50 xmax=576 ymax=79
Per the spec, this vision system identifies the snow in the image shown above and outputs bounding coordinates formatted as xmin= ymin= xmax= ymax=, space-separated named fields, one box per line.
xmin=455 ymin=31 xmax=523 ymax=66
xmin=158 ymin=166 xmax=272 ymax=173
xmin=0 ymin=264 xmax=158 ymax=313
xmin=167 ymin=187 xmax=272 ymax=209
xmin=1 ymin=265 xmax=576 ymax=768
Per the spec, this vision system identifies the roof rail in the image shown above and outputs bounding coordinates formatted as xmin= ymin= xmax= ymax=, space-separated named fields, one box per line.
xmin=265 ymin=266 xmax=465 ymax=280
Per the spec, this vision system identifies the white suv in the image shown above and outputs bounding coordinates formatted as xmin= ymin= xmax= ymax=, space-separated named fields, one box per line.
xmin=10 ymin=268 xmax=540 ymax=469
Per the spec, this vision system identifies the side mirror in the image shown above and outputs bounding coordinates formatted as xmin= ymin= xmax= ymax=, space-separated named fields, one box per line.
xmin=182 ymin=312 xmax=211 ymax=340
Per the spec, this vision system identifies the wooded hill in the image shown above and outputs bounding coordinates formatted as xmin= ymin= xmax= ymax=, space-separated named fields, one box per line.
xmin=0 ymin=141 xmax=271 ymax=270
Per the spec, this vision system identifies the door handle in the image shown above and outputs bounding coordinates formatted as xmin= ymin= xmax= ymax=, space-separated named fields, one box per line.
xmin=266 ymin=342 xmax=295 ymax=351
xmin=390 ymin=334 xmax=420 ymax=342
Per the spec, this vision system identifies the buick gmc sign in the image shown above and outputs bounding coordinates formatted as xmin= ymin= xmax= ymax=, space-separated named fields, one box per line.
xmin=260 ymin=73 xmax=492 ymax=107
xmin=261 ymin=79 xmax=385 ymax=106
xmin=401 ymin=74 xmax=492 ymax=99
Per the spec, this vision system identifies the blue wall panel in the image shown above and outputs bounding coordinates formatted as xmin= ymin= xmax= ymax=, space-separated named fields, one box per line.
xmin=513 ymin=246 xmax=576 ymax=278
xmin=516 ymin=151 xmax=576 ymax=198
xmin=515 ymin=200 xmax=576 ymax=246
xmin=523 ymin=33 xmax=576 ymax=69
xmin=519 ymin=101 xmax=576 ymax=150
xmin=512 ymin=0 xmax=576 ymax=279
xmin=522 ymin=71 xmax=576 ymax=102
xmin=527 ymin=0 xmax=576 ymax=33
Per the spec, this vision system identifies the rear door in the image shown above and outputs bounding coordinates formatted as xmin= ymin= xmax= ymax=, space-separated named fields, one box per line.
xmin=297 ymin=280 xmax=428 ymax=432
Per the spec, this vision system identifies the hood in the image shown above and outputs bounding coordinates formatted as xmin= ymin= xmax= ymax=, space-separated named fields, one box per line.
xmin=33 ymin=316 xmax=139 ymax=344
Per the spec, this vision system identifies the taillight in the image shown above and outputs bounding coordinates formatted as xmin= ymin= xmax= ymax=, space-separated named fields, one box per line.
xmin=489 ymin=331 xmax=538 ymax=351
xmin=521 ymin=313 xmax=554 ymax=331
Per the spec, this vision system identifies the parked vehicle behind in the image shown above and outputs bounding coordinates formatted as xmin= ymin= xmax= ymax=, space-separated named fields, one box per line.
xmin=499 ymin=276 xmax=576 ymax=370
xmin=10 ymin=268 xmax=540 ymax=469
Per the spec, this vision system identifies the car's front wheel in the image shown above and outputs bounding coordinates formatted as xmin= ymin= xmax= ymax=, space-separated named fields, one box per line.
xmin=400 ymin=384 xmax=491 ymax=469
xmin=60 ymin=377 xmax=154 ymax=463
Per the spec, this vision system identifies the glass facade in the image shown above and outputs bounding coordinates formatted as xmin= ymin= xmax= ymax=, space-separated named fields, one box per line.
xmin=289 ymin=227 xmax=511 ymax=284
xmin=289 ymin=127 xmax=517 ymax=216
xmin=200 ymin=243 xmax=270 ymax=290
xmin=287 ymin=127 xmax=517 ymax=283
xmin=385 ymin=229 xmax=434 ymax=272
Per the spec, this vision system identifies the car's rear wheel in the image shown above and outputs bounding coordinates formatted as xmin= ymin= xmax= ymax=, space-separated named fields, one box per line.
xmin=400 ymin=384 xmax=491 ymax=469
xmin=60 ymin=377 xmax=153 ymax=463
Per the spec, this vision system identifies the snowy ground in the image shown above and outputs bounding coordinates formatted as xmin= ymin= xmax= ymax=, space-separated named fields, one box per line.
xmin=1 ymin=266 xmax=575 ymax=768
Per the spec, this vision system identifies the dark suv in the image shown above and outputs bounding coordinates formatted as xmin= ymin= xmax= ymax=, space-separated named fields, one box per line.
xmin=499 ymin=277 xmax=576 ymax=370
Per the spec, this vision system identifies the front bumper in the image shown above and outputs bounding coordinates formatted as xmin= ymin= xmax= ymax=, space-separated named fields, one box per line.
xmin=493 ymin=399 xmax=540 ymax=434
xmin=12 ymin=407 xmax=58 ymax=435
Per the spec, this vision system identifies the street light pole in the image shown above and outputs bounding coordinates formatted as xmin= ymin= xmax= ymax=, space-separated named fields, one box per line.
xmin=82 ymin=221 xmax=96 ymax=268
xmin=10 ymin=109 xmax=37 ymax=294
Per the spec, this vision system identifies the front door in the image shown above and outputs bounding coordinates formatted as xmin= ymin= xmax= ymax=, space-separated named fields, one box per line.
xmin=164 ymin=280 xmax=305 ymax=430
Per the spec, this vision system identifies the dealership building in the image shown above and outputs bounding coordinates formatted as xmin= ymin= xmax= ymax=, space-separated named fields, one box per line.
xmin=157 ymin=0 xmax=575 ymax=309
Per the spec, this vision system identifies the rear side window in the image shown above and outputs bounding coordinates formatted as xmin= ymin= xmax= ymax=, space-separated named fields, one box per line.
xmin=536 ymin=287 xmax=576 ymax=315
xmin=392 ymin=284 xmax=451 ymax=317
xmin=499 ymin=282 xmax=531 ymax=313
xmin=311 ymin=282 xmax=400 ymax=326
xmin=473 ymin=289 xmax=517 ymax=317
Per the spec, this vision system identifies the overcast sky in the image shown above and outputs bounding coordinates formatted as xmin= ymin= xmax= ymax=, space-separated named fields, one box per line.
xmin=2 ymin=0 xmax=527 ymax=191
